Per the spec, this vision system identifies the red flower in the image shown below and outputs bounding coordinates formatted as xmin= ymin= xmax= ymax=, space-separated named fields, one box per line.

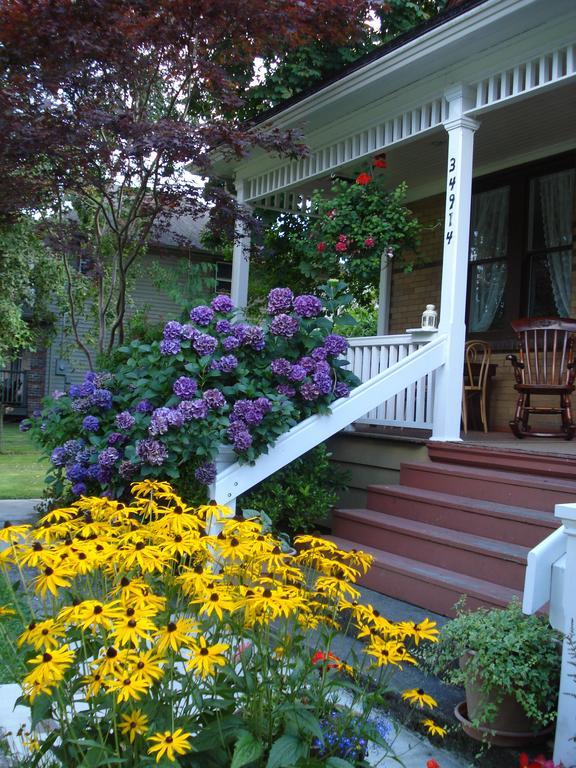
xmin=373 ymin=155 xmax=387 ymax=169
xmin=338 ymin=234 xmax=347 ymax=242
xmin=364 ymin=237 xmax=375 ymax=248
xmin=335 ymin=241 xmax=347 ymax=252
xmin=327 ymin=209 xmax=336 ymax=219
xmin=316 ymin=242 xmax=326 ymax=252
xmin=355 ymin=172 xmax=372 ymax=185
xmin=426 ymin=760 xmax=440 ymax=768
xmin=311 ymin=651 xmax=340 ymax=669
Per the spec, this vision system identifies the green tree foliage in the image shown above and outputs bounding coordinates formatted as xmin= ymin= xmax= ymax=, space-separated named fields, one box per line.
xmin=242 ymin=0 xmax=448 ymax=118
xmin=0 ymin=219 xmax=60 ymax=364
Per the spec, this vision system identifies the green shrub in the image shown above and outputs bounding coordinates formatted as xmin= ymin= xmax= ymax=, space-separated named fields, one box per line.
xmin=239 ymin=444 xmax=348 ymax=537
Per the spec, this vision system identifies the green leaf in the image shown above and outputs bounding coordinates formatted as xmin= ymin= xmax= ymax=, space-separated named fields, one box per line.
xmin=231 ymin=731 xmax=263 ymax=768
xmin=266 ymin=735 xmax=307 ymax=768
xmin=280 ymin=703 xmax=323 ymax=741
xmin=30 ymin=694 xmax=53 ymax=728
xmin=326 ymin=758 xmax=356 ymax=768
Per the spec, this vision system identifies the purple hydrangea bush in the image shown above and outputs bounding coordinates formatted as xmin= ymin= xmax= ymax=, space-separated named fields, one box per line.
xmin=26 ymin=288 xmax=359 ymax=501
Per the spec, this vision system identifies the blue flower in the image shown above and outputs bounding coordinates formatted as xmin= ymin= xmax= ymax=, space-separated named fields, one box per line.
xmin=82 ymin=415 xmax=100 ymax=432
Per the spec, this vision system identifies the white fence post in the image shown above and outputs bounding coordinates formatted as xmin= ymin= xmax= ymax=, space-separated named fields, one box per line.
xmin=553 ymin=503 xmax=576 ymax=768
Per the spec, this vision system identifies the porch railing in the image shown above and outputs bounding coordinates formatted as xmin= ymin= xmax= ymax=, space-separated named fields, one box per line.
xmin=1 ymin=367 xmax=28 ymax=410
xmin=345 ymin=334 xmax=435 ymax=429
xmin=211 ymin=332 xmax=447 ymax=506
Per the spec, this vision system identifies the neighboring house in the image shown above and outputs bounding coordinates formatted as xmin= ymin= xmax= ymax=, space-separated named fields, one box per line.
xmin=2 ymin=214 xmax=228 ymax=416
xmin=206 ymin=0 xmax=576 ymax=617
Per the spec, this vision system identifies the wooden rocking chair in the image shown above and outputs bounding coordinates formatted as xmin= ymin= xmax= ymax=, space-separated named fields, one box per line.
xmin=507 ymin=318 xmax=576 ymax=440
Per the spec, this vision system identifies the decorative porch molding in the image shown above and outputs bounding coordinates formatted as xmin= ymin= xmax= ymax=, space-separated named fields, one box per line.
xmin=244 ymin=95 xmax=447 ymax=204
xmin=470 ymin=42 xmax=576 ymax=114
xmin=243 ymin=38 xmax=575 ymax=209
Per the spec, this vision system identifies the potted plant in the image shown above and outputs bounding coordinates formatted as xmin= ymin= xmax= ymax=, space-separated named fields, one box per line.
xmin=422 ymin=599 xmax=561 ymax=747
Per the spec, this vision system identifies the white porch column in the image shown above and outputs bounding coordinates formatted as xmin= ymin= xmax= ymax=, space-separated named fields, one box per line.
xmin=230 ymin=179 xmax=251 ymax=310
xmin=553 ymin=504 xmax=576 ymax=767
xmin=431 ymin=86 xmax=479 ymax=441
xmin=376 ymin=252 xmax=392 ymax=335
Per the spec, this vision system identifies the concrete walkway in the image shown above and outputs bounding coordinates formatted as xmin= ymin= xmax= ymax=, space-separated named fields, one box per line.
xmin=0 ymin=499 xmax=41 ymax=524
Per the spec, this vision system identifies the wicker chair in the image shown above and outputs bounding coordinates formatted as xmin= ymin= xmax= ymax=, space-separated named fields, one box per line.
xmin=507 ymin=318 xmax=576 ymax=439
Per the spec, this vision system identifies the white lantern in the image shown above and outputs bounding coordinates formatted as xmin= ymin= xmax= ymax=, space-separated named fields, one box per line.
xmin=421 ymin=304 xmax=437 ymax=329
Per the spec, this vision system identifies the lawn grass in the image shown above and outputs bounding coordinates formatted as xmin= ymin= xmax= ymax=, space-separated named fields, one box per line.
xmin=0 ymin=421 xmax=47 ymax=499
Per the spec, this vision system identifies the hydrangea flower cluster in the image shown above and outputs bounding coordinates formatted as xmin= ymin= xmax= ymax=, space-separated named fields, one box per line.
xmin=27 ymin=289 xmax=359 ymax=501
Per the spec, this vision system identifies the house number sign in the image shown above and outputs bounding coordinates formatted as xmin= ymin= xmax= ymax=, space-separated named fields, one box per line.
xmin=445 ymin=156 xmax=456 ymax=245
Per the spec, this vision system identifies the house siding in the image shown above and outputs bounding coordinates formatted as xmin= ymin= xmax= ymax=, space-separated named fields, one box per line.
xmin=44 ymin=249 xmax=216 ymax=400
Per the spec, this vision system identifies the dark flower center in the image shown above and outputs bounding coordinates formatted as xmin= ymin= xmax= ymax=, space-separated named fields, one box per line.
xmin=209 ymin=593 xmax=219 ymax=602
xmin=33 ymin=543 xmax=43 ymax=552
xmin=199 ymin=648 xmax=209 ymax=656
xmin=167 ymin=622 xmax=177 ymax=632
xmin=44 ymin=567 xmax=54 ymax=576
xmin=93 ymin=605 xmax=103 ymax=615
xmin=106 ymin=647 xmax=118 ymax=658
xmin=166 ymin=736 xmax=173 ymax=744
xmin=121 ymin=577 xmax=130 ymax=587
xmin=126 ymin=608 xmax=135 ymax=617
xmin=128 ymin=619 xmax=137 ymax=628
xmin=174 ymin=535 xmax=182 ymax=543
xmin=137 ymin=661 xmax=145 ymax=669
xmin=42 ymin=653 xmax=52 ymax=663
xmin=263 ymin=589 xmax=272 ymax=598
xmin=135 ymin=542 xmax=145 ymax=551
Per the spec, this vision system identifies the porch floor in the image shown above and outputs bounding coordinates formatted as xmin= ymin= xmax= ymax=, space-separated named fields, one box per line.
xmin=461 ymin=430 xmax=576 ymax=457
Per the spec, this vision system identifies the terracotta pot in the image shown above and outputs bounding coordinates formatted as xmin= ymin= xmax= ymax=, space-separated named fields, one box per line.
xmin=454 ymin=702 xmax=555 ymax=748
xmin=457 ymin=652 xmax=554 ymax=743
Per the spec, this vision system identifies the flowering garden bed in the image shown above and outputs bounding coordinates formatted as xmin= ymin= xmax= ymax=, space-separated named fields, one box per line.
xmin=0 ymin=481 xmax=446 ymax=767
xmin=24 ymin=285 xmax=359 ymax=505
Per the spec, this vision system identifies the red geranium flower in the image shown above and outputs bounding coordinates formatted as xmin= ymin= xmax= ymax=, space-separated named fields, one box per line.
xmin=311 ymin=651 xmax=340 ymax=669
xmin=364 ymin=237 xmax=375 ymax=248
xmin=316 ymin=242 xmax=326 ymax=252
xmin=355 ymin=172 xmax=372 ymax=185
xmin=373 ymin=155 xmax=387 ymax=168
xmin=335 ymin=241 xmax=347 ymax=252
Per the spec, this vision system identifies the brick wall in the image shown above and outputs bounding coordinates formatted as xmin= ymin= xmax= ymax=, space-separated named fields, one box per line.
xmin=389 ymin=193 xmax=444 ymax=334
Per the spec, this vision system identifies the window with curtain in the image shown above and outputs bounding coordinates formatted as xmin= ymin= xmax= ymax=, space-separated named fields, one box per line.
xmin=527 ymin=169 xmax=575 ymax=317
xmin=468 ymin=186 xmax=510 ymax=332
xmin=466 ymin=153 xmax=575 ymax=339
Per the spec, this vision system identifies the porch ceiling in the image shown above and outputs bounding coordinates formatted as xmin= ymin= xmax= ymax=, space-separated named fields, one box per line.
xmin=253 ymin=81 xmax=576 ymax=209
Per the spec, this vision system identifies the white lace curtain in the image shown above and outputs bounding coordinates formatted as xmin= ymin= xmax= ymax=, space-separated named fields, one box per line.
xmin=538 ymin=170 xmax=575 ymax=318
xmin=468 ymin=187 xmax=509 ymax=332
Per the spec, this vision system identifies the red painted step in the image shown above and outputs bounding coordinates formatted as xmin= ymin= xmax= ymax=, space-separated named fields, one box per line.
xmin=365 ymin=485 xmax=558 ymax=547
xmin=332 ymin=508 xmax=528 ymax=589
xmin=427 ymin=442 xmax=576 ymax=480
xmin=400 ymin=461 xmax=576 ymax=511
xmin=326 ymin=535 xmax=522 ymax=618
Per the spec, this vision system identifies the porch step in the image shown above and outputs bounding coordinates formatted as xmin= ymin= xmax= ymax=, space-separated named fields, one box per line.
xmin=326 ymin=535 xmax=522 ymax=618
xmin=332 ymin=508 xmax=528 ymax=589
xmin=400 ymin=461 xmax=576 ymax=511
xmin=365 ymin=485 xmax=558 ymax=547
xmin=428 ymin=441 xmax=576 ymax=480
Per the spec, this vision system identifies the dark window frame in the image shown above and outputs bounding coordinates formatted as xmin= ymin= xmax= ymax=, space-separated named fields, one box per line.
xmin=466 ymin=151 xmax=576 ymax=348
